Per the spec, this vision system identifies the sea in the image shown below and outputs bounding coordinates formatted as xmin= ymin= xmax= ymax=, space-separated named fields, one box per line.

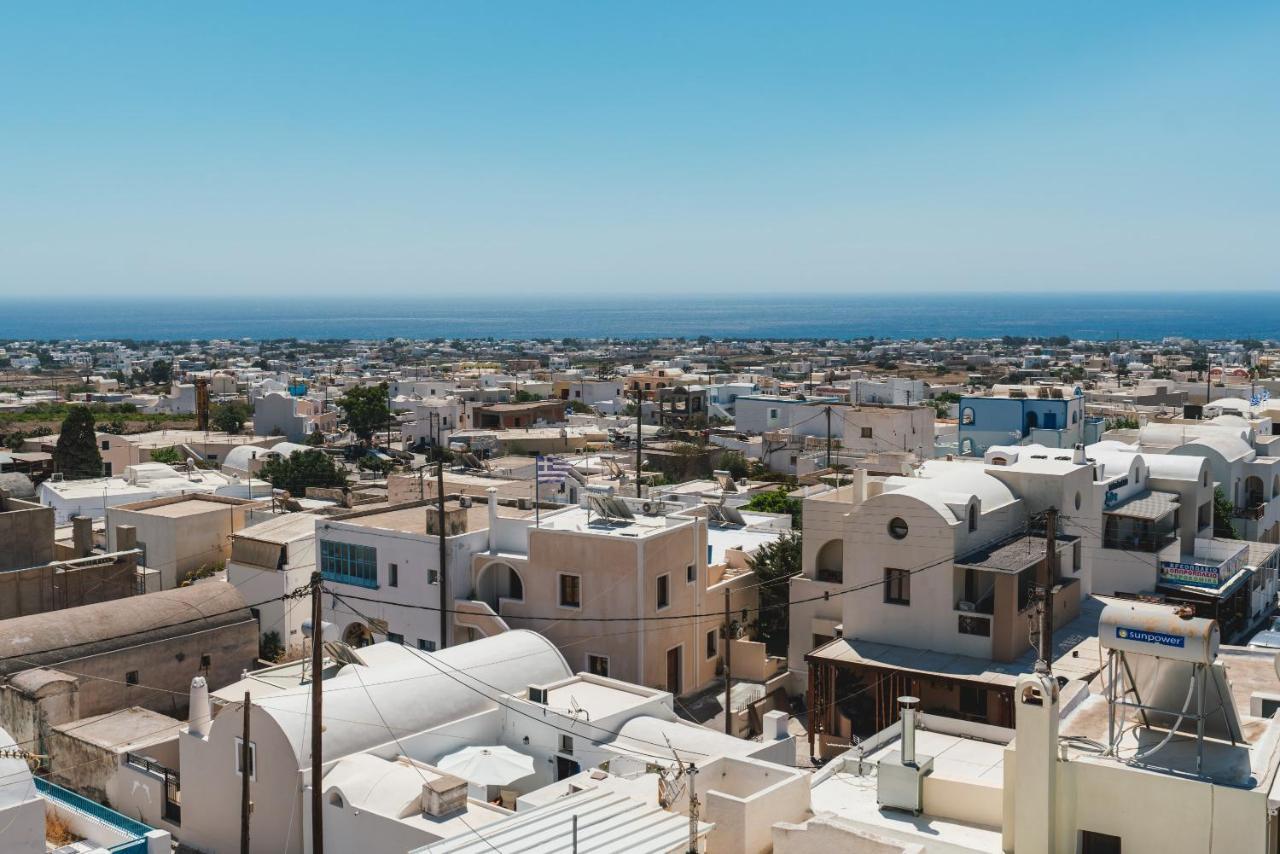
xmin=4 ymin=293 xmax=1278 ymax=343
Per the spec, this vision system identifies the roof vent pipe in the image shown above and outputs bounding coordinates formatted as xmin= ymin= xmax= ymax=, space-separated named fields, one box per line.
xmin=899 ymin=696 xmax=919 ymax=766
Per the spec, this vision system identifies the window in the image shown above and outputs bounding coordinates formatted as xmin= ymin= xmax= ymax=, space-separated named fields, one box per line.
xmin=884 ymin=568 xmax=910 ymax=605
xmin=125 ymin=670 xmax=139 ymax=686
xmin=559 ymin=574 xmax=581 ymax=608
xmin=959 ymin=685 xmax=988 ymax=720
xmin=587 ymin=654 xmax=609 ymax=677
xmin=387 ymin=632 xmax=404 ymax=645
xmin=207 ymin=453 xmax=218 ymax=461
xmin=887 ymin=517 xmax=909 ymax=540
xmin=199 ymin=653 xmax=211 ymax=670
xmin=559 ymin=734 xmax=574 ymax=756
xmin=1073 ymin=541 xmax=1082 ymax=573
xmin=1080 ymin=830 xmax=1122 ymax=854
xmin=967 ymin=504 xmax=977 ymax=532
xmin=427 ymin=568 xmax=439 ymax=585
xmin=961 ymin=407 xmax=975 ymax=425
xmin=958 ymin=614 xmax=991 ymax=636
xmin=706 ymin=629 xmax=717 ymax=659
xmin=100 ymin=439 xmax=110 ymax=450
xmin=1017 ymin=567 xmax=1035 ymax=612
xmin=768 ymin=408 xmax=779 ymax=420
xmin=418 ymin=639 xmax=436 ymax=652
xmin=656 ymin=574 xmax=670 ymax=610
xmin=686 ymin=563 xmax=696 ymax=584
xmin=234 ymin=737 xmax=256 ymax=781
xmin=320 ymin=540 xmax=378 ymax=588
xmin=388 ymin=563 xmax=398 ymax=587
xmin=860 ymin=427 xmax=873 ymax=439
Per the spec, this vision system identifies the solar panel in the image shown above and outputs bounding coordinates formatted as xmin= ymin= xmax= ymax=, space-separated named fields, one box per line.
xmin=712 ymin=470 xmax=738 ymax=494
xmin=720 ymin=505 xmax=746 ymax=526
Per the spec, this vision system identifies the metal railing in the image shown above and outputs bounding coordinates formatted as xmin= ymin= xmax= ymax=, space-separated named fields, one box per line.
xmin=34 ymin=776 xmax=152 ymax=852
xmin=1234 ymin=502 xmax=1266 ymax=521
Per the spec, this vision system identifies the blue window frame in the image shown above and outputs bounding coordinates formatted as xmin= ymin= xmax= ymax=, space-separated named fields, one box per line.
xmin=320 ymin=540 xmax=379 ymax=588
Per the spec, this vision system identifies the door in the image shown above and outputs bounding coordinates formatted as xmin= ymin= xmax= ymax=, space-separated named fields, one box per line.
xmin=666 ymin=646 xmax=682 ymax=695
xmin=556 ymin=756 xmax=580 ymax=781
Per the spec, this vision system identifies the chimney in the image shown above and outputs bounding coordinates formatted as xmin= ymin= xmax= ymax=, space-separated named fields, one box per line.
xmin=72 ymin=516 xmax=93 ymax=558
xmin=1013 ymin=672 xmax=1059 ymax=854
xmin=115 ymin=524 xmax=137 ymax=553
xmin=189 ymin=676 xmax=211 ymax=738
xmin=487 ymin=487 xmax=498 ymax=554
xmin=1072 ymin=443 xmax=1087 ymax=465
xmin=423 ymin=774 xmax=468 ymax=817
xmin=899 ymin=696 xmax=919 ymax=765
xmin=851 ymin=468 xmax=867 ymax=504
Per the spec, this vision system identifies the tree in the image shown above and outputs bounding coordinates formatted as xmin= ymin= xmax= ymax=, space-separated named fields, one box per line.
xmin=149 ymin=446 xmax=183 ymax=465
xmin=514 ymin=389 xmax=542 ymax=402
xmin=718 ymin=450 xmax=750 ymax=481
xmin=53 ymin=407 xmax=103 ymax=479
xmin=337 ymin=383 xmax=390 ymax=442
xmin=305 ymin=428 xmax=326 ymax=447
xmin=743 ymin=486 xmax=802 ymax=527
xmin=747 ymin=530 xmax=801 ymax=656
xmin=148 ymin=360 xmax=172 ymax=385
xmin=211 ymin=401 xmax=252 ymax=434
xmin=261 ymin=450 xmax=348 ymax=496
xmin=1213 ymin=486 xmax=1238 ymax=539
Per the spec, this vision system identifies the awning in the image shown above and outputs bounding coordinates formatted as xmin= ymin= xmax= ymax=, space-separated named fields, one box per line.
xmin=1104 ymin=490 xmax=1179 ymax=520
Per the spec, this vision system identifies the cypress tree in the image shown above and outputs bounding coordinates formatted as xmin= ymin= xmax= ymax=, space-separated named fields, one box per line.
xmin=53 ymin=406 xmax=104 ymax=480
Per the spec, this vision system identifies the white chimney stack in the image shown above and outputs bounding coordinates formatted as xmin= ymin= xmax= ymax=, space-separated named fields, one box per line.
xmin=851 ymin=468 xmax=867 ymax=504
xmin=189 ymin=676 xmax=211 ymax=738
xmin=1072 ymin=443 xmax=1087 ymax=465
xmin=899 ymin=696 xmax=919 ymax=765
xmin=487 ymin=487 xmax=499 ymax=554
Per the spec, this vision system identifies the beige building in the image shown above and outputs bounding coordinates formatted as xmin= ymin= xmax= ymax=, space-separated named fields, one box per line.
xmin=107 ymin=493 xmax=258 ymax=588
xmin=470 ymin=498 xmax=789 ymax=698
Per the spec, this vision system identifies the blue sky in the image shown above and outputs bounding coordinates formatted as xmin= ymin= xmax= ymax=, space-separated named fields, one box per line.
xmin=2 ymin=2 xmax=1277 ymax=297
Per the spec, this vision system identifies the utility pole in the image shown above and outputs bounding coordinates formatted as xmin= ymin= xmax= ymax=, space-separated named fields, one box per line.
xmin=381 ymin=381 xmax=391 ymax=450
xmin=437 ymin=458 xmax=449 ymax=650
xmin=723 ymin=589 xmax=733 ymax=736
xmin=1036 ymin=507 xmax=1058 ymax=673
xmin=825 ymin=406 xmax=832 ymax=471
xmin=309 ymin=571 xmax=324 ymax=854
xmin=686 ymin=763 xmax=700 ymax=854
xmin=634 ymin=388 xmax=644 ymax=498
xmin=240 ymin=691 xmax=252 ymax=854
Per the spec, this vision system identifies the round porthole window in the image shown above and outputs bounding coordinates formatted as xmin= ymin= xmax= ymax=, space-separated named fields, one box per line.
xmin=1074 ymin=491 xmax=1082 ymax=511
xmin=888 ymin=517 xmax=909 ymax=540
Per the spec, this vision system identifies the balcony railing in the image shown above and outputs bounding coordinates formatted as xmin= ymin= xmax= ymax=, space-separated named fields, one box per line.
xmin=1103 ymin=531 xmax=1178 ymax=554
xmin=1234 ymin=502 xmax=1266 ymax=521
xmin=35 ymin=776 xmax=154 ymax=851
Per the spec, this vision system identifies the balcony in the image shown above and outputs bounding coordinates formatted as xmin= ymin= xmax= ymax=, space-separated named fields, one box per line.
xmin=36 ymin=776 xmax=160 ymax=854
xmin=816 ymin=568 xmax=843 ymax=584
xmin=1102 ymin=530 xmax=1178 ymax=554
xmin=1234 ymin=502 xmax=1266 ymax=521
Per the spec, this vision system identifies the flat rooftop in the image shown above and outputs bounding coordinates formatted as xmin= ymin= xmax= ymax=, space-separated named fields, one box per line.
xmin=114 ymin=494 xmax=255 ymax=518
xmin=331 ymin=501 xmax=534 ymax=536
xmin=544 ymin=678 xmax=655 ymax=720
xmin=52 ymin=707 xmax=184 ymax=753
xmin=234 ymin=511 xmax=320 ymax=544
xmin=957 ymin=531 xmax=1078 ymax=574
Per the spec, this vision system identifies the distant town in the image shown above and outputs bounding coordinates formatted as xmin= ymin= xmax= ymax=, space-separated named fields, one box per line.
xmin=1 ymin=331 xmax=1279 ymax=853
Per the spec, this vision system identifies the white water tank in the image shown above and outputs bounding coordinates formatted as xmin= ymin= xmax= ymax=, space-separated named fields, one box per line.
xmin=1099 ymin=601 xmax=1219 ymax=665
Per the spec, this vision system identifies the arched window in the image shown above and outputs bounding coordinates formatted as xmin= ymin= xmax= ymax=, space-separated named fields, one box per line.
xmin=968 ymin=504 xmax=978 ymax=532
xmin=815 ymin=539 xmax=843 ymax=583
xmin=961 ymin=407 xmax=975 ymax=425
xmin=476 ymin=562 xmax=524 ymax=610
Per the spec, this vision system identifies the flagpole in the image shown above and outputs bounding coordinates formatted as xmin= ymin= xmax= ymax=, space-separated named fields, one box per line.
xmin=535 ymin=455 xmax=540 ymax=528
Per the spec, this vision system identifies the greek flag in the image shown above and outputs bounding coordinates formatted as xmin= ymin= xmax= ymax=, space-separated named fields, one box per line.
xmin=1252 ymin=394 xmax=1261 ymax=407
xmin=536 ymin=454 xmax=572 ymax=483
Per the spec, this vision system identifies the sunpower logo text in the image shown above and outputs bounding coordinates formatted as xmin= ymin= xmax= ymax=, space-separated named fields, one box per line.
xmin=1115 ymin=626 xmax=1185 ymax=648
